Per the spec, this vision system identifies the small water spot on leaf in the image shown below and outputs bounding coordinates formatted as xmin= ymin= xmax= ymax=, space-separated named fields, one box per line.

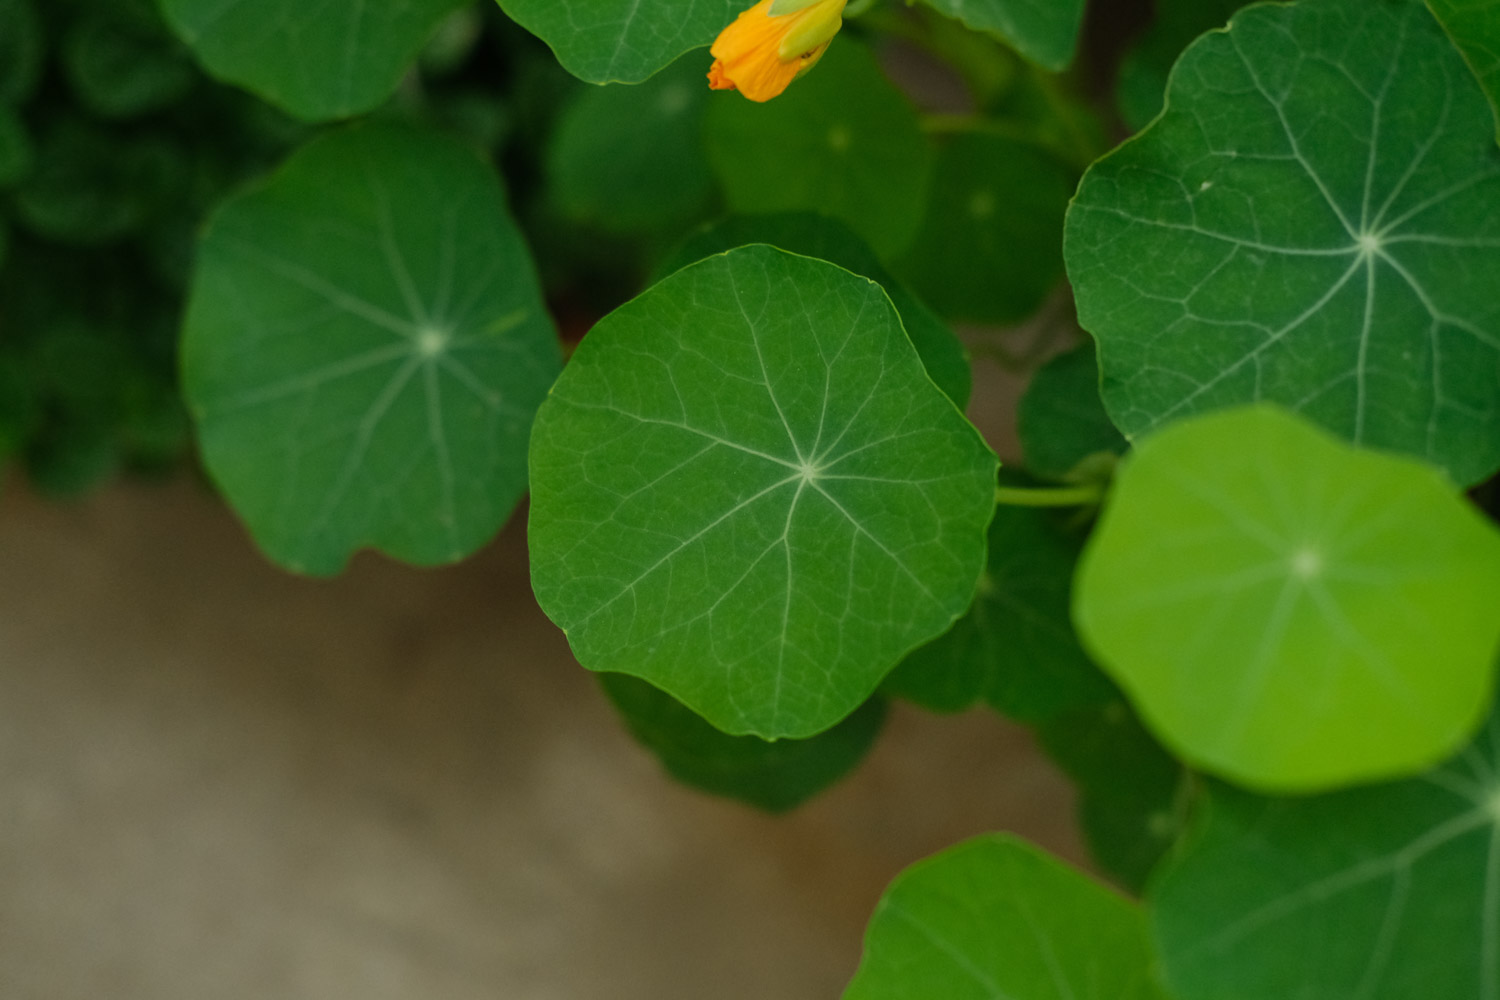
xmin=968 ymin=189 xmax=995 ymax=219
xmin=827 ymin=124 xmax=851 ymax=152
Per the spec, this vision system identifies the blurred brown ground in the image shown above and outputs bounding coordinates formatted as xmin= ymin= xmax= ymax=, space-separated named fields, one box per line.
xmin=0 ymin=357 xmax=1086 ymax=998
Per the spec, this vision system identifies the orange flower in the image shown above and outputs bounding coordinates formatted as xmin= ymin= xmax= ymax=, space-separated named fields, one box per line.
xmin=707 ymin=0 xmax=847 ymax=102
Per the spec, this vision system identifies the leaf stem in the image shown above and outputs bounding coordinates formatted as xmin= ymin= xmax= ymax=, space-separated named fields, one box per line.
xmin=994 ymin=484 xmax=1103 ymax=508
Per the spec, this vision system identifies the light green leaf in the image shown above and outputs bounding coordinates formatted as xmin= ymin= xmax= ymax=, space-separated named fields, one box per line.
xmin=600 ymin=673 xmax=886 ymax=812
xmin=159 ymin=0 xmax=467 ymax=121
xmin=1039 ymin=700 xmax=1190 ymax=894
xmin=894 ymin=132 xmax=1075 ymax=325
xmin=704 ymin=41 xmax=933 ymax=259
xmin=528 ymin=245 xmax=997 ymax=738
xmin=545 ymin=54 xmax=716 ymax=235
xmin=1017 ymin=340 xmax=1127 ymax=481
xmin=1149 ymin=705 xmax=1500 ymax=1000
xmin=883 ymin=503 xmax=1115 ymax=722
xmin=1074 ymin=404 xmax=1500 ymax=792
xmin=182 ymin=123 xmax=561 ymax=575
xmin=912 ymin=0 xmax=1085 ymax=71
xmin=659 ymin=212 xmax=971 ymax=407
xmin=495 ymin=0 xmax=740 ymax=84
xmin=1066 ymin=0 xmax=1500 ymax=486
xmin=1428 ymin=0 xmax=1500 ymax=140
xmin=844 ymin=834 xmax=1170 ymax=1000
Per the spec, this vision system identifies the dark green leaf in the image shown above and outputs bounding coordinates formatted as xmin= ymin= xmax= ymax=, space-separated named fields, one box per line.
xmin=495 ymin=0 xmax=740 ymax=84
xmin=0 ymin=105 xmax=33 ymax=187
xmin=600 ymin=672 xmax=886 ymax=812
xmin=1149 ymin=705 xmax=1500 ymax=1000
xmin=704 ymin=41 xmax=933 ymax=259
xmin=1017 ymin=340 xmax=1127 ymax=481
xmin=661 ymin=212 xmax=971 ymax=407
xmin=1074 ymin=404 xmax=1500 ymax=791
xmin=1428 ymin=0 xmax=1500 ymax=140
xmin=159 ymin=0 xmax=468 ymax=121
xmin=546 ymin=55 xmax=716 ymax=235
xmin=63 ymin=5 xmax=197 ymax=118
xmin=883 ymin=503 xmax=1115 ymax=722
xmin=528 ymin=245 xmax=997 ymax=738
xmin=182 ymin=123 xmax=561 ymax=574
xmin=1067 ymin=0 xmax=1500 ymax=486
xmin=1115 ymin=0 xmax=1251 ymax=132
xmin=894 ymin=132 xmax=1075 ymax=325
xmin=844 ymin=834 xmax=1170 ymax=999
xmin=911 ymin=0 xmax=1085 ymax=72
xmin=1040 ymin=700 xmax=1190 ymax=894
xmin=0 ymin=0 xmax=43 ymax=105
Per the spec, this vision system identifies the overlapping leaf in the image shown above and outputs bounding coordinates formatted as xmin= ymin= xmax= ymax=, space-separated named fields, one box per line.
xmin=182 ymin=124 xmax=561 ymax=574
xmin=1017 ymin=340 xmax=1127 ymax=481
xmin=496 ymin=0 xmax=741 ymax=85
xmin=528 ymin=245 xmax=996 ymax=738
xmin=1150 ymin=704 xmax=1500 ymax=1000
xmin=882 ymin=503 xmax=1115 ymax=722
xmin=1074 ymin=405 xmax=1500 ymax=791
xmin=912 ymin=0 xmax=1085 ymax=71
xmin=1428 ymin=0 xmax=1500 ymax=139
xmin=1067 ymin=0 xmax=1500 ymax=485
xmin=659 ymin=213 xmax=971 ymax=406
xmin=844 ymin=834 xmax=1169 ymax=999
xmin=159 ymin=0 xmax=467 ymax=120
xmin=600 ymin=673 xmax=886 ymax=811
xmin=704 ymin=42 xmax=933 ymax=259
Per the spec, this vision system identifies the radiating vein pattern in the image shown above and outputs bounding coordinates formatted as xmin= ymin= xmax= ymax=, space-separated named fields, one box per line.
xmin=1152 ymin=709 xmax=1500 ymax=1000
xmin=527 ymin=246 xmax=996 ymax=739
xmin=497 ymin=0 xmax=742 ymax=84
xmin=1074 ymin=405 xmax=1500 ymax=791
xmin=183 ymin=124 xmax=560 ymax=574
xmin=1066 ymin=0 xmax=1500 ymax=484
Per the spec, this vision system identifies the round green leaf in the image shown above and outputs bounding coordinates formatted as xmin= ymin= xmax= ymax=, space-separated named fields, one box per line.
xmin=1066 ymin=0 xmax=1500 ymax=486
xmin=704 ymin=41 xmax=934 ymax=260
xmin=1428 ymin=0 xmax=1500 ymax=141
xmin=182 ymin=123 xmax=561 ymax=575
xmin=545 ymin=54 xmax=715 ymax=235
xmin=660 ymin=212 xmax=971 ymax=407
xmin=844 ymin=834 xmax=1169 ymax=1000
xmin=159 ymin=0 xmax=467 ymax=121
xmin=528 ymin=245 xmax=997 ymax=738
xmin=911 ymin=0 xmax=1084 ymax=72
xmin=1017 ymin=340 xmax=1127 ymax=481
xmin=1150 ymin=706 xmax=1500 ymax=1000
xmin=1074 ymin=404 xmax=1500 ymax=792
xmin=894 ymin=132 xmax=1075 ymax=325
xmin=15 ymin=119 xmax=178 ymax=246
xmin=599 ymin=673 xmax=886 ymax=812
xmin=496 ymin=0 xmax=740 ymax=84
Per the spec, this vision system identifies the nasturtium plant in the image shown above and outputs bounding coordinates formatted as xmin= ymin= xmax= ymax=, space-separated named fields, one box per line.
xmin=1150 ymin=703 xmax=1500 ymax=1000
xmin=182 ymin=123 xmax=561 ymax=574
xmin=1067 ymin=0 xmax=1500 ymax=486
xmin=159 ymin=0 xmax=468 ymax=121
xmin=845 ymin=833 xmax=1169 ymax=1000
xmin=528 ymin=245 xmax=996 ymax=738
xmin=9 ymin=0 xmax=1500 ymax=995
xmin=1075 ymin=404 xmax=1500 ymax=791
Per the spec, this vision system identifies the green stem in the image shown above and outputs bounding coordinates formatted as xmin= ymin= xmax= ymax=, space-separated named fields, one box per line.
xmin=994 ymin=484 xmax=1104 ymax=508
